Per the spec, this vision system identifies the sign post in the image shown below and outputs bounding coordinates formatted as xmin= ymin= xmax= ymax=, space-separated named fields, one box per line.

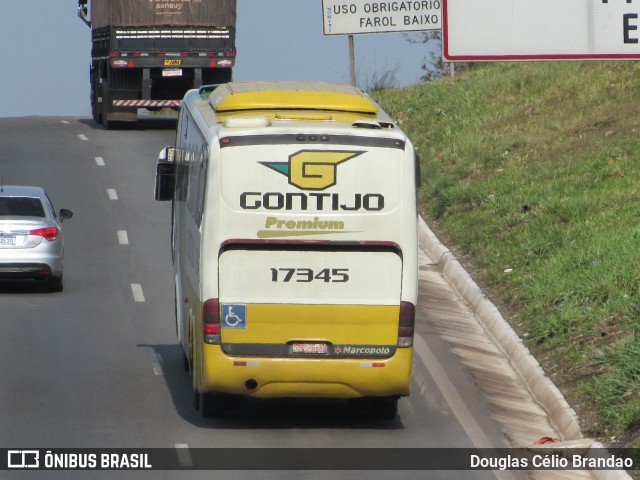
xmin=443 ymin=0 xmax=640 ymax=61
xmin=349 ymin=35 xmax=357 ymax=86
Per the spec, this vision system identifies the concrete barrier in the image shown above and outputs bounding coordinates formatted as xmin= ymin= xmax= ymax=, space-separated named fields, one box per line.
xmin=418 ymin=216 xmax=631 ymax=480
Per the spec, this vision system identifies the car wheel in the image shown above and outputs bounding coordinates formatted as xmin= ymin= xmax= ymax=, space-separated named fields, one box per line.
xmin=48 ymin=275 xmax=64 ymax=293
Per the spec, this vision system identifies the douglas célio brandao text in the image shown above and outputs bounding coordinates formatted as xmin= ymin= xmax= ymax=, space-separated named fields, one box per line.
xmin=470 ymin=453 xmax=633 ymax=470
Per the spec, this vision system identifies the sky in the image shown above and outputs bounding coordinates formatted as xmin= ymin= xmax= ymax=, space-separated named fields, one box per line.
xmin=0 ymin=1 xmax=433 ymax=118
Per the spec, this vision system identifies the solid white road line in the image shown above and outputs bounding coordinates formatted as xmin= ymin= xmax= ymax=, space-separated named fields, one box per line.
xmin=131 ymin=284 xmax=145 ymax=303
xmin=413 ymin=335 xmax=518 ymax=480
xmin=414 ymin=335 xmax=491 ymax=447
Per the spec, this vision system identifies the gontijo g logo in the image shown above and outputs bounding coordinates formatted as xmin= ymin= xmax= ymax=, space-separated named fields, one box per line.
xmin=260 ymin=150 xmax=364 ymax=191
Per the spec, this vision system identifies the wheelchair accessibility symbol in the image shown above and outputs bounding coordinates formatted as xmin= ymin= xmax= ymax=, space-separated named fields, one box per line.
xmin=222 ymin=304 xmax=247 ymax=329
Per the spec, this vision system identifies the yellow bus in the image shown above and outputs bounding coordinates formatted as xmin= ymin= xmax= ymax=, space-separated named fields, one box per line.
xmin=155 ymin=81 xmax=420 ymax=418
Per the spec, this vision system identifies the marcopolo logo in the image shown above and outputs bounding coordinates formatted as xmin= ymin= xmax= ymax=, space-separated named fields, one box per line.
xmin=260 ymin=150 xmax=364 ymax=191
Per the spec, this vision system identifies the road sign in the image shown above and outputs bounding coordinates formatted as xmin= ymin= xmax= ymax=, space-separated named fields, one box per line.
xmin=322 ymin=0 xmax=441 ymax=35
xmin=443 ymin=0 xmax=640 ymax=61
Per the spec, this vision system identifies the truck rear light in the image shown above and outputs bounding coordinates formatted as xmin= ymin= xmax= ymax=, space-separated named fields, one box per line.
xmin=203 ymin=298 xmax=221 ymax=344
xmin=398 ymin=301 xmax=415 ymax=348
xmin=29 ymin=227 xmax=59 ymax=241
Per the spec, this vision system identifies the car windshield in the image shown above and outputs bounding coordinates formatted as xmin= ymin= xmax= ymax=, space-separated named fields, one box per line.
xmin=0 ymin=197 xmax=45 ymax=217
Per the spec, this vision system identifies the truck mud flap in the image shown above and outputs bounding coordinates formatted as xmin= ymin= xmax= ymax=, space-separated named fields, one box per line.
xmin=101 ymin=83 xmax=137 ymax=128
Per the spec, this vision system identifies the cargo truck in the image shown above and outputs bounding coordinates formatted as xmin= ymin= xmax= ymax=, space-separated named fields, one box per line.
xmin=78 ymin=0 xmax=236 ymax=128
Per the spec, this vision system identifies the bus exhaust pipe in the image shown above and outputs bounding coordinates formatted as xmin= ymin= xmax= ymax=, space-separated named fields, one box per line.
xmin=245 ymin=379 xmax=258 ymax=391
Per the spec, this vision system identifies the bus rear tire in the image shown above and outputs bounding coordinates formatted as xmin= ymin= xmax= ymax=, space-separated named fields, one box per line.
xmin=182 ymin=348 xmax=189 ymax=372
xmin=371 ymin=396 xmax=398 ymax=420
xmin=193 ymin=388 xmax=200 ymax=410
xmin=200 ymin=392 xmax=226 ymax=418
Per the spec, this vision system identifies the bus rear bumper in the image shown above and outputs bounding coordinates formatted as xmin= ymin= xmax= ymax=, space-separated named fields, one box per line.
xmin=200 ymin=346 xmax=413 ymax=398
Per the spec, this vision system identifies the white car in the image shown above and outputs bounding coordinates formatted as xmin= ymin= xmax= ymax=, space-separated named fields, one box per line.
xmin=0 ymin=186 xmax=73 ymax=292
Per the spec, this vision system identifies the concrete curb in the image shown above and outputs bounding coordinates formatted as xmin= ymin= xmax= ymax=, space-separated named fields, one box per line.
xmin=417 ymin=217 xmax=632 ymax=480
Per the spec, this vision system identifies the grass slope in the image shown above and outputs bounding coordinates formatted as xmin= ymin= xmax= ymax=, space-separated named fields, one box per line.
xmin=375 ymin=61 xmax=640 ymax=446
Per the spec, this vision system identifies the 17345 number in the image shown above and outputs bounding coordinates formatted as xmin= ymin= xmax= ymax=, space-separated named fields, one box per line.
xmin=270 ymin=268 xmax=349 ymax=283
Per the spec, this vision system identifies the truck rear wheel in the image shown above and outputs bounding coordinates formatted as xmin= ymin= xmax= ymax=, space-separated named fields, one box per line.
xmin=101 ymin=79 xmax=114 ymax=129
xmin=90 ymin=70 xmax=102 ymax=124
xmin=92 ymin=98 xmax=102 ymax=125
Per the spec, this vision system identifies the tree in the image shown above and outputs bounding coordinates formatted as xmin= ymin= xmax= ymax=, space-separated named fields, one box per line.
xmin=407 ymin=31 xmax=474 ymax=81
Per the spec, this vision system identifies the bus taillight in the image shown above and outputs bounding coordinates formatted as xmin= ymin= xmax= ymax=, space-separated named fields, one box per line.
xmin=203 ymin=298 xmax=221 ymax=344
xmin=398 ymin=301 xmax=415 ymax=348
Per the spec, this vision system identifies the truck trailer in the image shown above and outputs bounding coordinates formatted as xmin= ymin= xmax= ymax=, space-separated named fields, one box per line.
xmin=78 ymin=0 xmax=236 ymax=128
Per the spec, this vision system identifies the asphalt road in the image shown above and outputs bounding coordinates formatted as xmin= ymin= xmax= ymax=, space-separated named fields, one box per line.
xmin=0 ymin=116 xmax=527 ymax=480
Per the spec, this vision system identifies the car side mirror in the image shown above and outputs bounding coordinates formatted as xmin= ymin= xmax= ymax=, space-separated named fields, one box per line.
xmin=59 ymin=209 xmax=73 ymax=222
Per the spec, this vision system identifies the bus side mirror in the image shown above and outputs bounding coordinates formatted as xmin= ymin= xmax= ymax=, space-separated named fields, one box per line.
xmin=155 ymin=147 xmax=176 ymax=201
xmin=415 ymin=152 xmax=422 ymax=189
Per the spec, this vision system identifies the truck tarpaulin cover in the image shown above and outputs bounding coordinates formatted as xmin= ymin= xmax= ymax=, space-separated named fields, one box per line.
xmin=91 ymin=0 xmax=237 ymax=28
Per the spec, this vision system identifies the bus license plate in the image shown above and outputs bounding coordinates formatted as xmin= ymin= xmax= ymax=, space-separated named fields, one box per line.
xmin=0 ymin=235 xmax=16 ymax=245
xmin=292 ymin=343 xmax=328 ymax=355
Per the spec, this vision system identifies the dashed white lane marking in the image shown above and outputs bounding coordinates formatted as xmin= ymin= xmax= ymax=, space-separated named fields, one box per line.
xmin=117 ymin=230 xmax=129 ymax=245
xmin=61 ymin=120 xmax=70 ymax=124
xmin=78 ymin=134 xmax=88 ymax=141
xmin=131 ymin=284 xmax=145 ymax=303
xmin=152 ymin=353 xmax=163 ymax=376
xmin=107 ymin=189 xmax=118 ymax=200
xmin=95 ymin=156 xmax=105 ymax=166
xmin=174 ymin=444 xmax=193 ymax=467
